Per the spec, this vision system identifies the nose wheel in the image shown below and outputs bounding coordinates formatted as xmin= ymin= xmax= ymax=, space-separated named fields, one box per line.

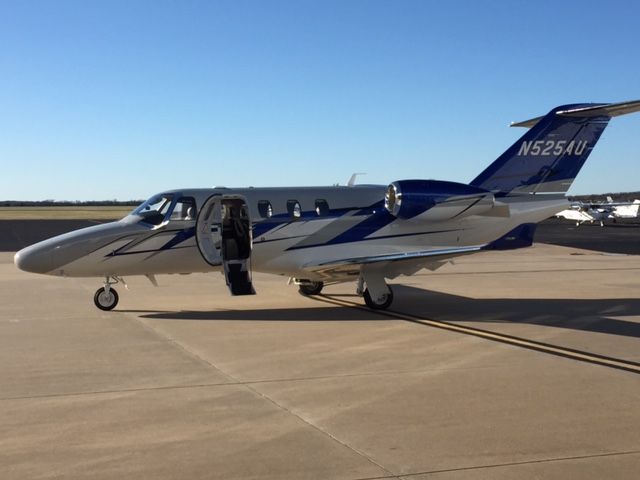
xmin=93 ymin=276 xmax=125 ymax=311
xmin=94 ymin=286 xmax=119 ymax=311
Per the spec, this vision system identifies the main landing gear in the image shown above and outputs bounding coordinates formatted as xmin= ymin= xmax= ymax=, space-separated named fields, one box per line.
xmin=297 ymin=280 xmax=324 ymax=296
xmin=295 ymin=271 xmax=395 ymax=310
xmin=93 ymin=276 xmax=125 ymax=311
xmin=363 ymin=286 xmax=394 ymax=310
xmin=356 ymin=269 xmax=394 ymax=310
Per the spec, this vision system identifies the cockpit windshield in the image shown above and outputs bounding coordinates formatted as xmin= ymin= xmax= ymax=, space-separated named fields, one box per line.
xmin=132 ymin=194 xmax=174 ymax=225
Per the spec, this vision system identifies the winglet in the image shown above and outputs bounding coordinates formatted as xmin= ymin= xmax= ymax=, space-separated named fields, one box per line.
xmin=347 ymin=172 xmax=366 ymax=186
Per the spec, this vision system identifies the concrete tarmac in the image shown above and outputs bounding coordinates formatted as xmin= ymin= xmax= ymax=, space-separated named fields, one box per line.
xmin=537 ymin=217 xmax=640 ymax=255
xmin=2 ymin=243 xmax=640 ymax=479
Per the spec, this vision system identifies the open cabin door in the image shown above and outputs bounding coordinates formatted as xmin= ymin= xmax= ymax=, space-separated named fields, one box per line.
xmin=196 ymin=195 xmax=255 ymax=295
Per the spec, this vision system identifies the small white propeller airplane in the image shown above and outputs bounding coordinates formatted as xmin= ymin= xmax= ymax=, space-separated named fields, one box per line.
xmin=14 ymin=100 xmax=640 ymax=311
xmin=556 ymin=197 xmax=640 ymax=226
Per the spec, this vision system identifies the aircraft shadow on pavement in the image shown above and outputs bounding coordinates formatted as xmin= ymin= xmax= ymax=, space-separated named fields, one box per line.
xmin=138 ymin=306 xmax=388 ymax=322
xmin=138 ymin=284 xmax=640 ymax=338
xmin=385 ymin=285 xmax=640 ymax=339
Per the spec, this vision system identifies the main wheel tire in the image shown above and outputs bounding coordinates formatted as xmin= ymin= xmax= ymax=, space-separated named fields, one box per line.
xmin=363 ymin=286 xmax=394 ymax=310
xmin=94 ymin=287 xmax=119 ymax=311
xmin=298 ymin=281 xmax=324 ymax=296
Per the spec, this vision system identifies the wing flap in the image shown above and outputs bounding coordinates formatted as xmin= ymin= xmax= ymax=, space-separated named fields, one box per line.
xmin=302 ymin=246 xmax=482 ymax=280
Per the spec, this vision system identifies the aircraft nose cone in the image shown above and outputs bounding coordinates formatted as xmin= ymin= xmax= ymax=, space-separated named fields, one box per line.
xmin=14 ymin=245 xmax=54 ymax=274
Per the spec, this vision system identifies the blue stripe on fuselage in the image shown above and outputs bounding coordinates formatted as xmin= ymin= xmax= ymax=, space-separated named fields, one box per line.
xmin=285 ymin=209 xmax=398 ymax=251
xmin=159 ymin=228 xmax=195 ymax=250
xmin=106 ymin=228 xmax=196 ymax=258
xmin=252 ymin=203 xmax=378 ymax=239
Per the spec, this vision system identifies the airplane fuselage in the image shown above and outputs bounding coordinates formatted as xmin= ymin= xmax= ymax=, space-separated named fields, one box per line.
xmin=15 ymin=186 xmax=567 ymax=280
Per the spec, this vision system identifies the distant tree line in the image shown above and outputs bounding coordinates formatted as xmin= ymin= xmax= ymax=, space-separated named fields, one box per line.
xmin=2 ymin=191 xmax=639 ymax=207
xmin=569 ymin=192 xmax=640 ymax=203
xmin=0 ymin=200 xmax=143 ymax=207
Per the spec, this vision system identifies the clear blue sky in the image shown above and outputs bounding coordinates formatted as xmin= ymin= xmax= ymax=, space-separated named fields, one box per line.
xmin=1 ymin=0 xmax=639 ymax=201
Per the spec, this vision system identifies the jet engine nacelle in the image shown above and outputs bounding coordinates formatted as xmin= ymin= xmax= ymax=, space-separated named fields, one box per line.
xmin=384 ymin=179 xmax=498 ymax=222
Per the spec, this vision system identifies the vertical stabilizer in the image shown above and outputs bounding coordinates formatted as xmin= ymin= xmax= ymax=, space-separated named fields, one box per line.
xmin=470 ymin=100 xmax=640 ymax=195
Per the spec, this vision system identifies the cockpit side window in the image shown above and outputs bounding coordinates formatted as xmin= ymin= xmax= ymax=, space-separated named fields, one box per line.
xmin=170 ymin=197 xmax=197 ymax=221
xmin=133 ymin=194 xmax=174 ymax=226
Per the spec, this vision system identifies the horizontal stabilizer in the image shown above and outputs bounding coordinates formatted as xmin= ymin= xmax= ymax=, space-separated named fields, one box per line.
xmin=511 ymin=100 xmax=640 ymax=129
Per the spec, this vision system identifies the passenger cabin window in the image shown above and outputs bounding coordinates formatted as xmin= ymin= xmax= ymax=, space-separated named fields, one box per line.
xmin=287 ymin=200 xmax=301 ymax=219
xmin=170 ymin=197 xmax=197 ymax=221
xmin=315 ymin=199 xmax=330 ymax=216
xmin=133 ymin=194 xmax=174 ymax=226
xmin=257 ymin=200 xmax=273 ymax=218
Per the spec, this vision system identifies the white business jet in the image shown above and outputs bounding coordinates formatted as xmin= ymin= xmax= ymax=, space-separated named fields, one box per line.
xmin=14 ymin=100 xmax=640 ymax=311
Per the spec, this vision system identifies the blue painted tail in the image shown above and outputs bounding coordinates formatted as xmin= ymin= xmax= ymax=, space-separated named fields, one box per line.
xmin=470 ymin=100 xmax=640 ymax=195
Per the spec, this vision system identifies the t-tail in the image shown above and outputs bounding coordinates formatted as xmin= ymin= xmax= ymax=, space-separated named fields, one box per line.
xmin=470 ymin=100 xmax=640 ymax=195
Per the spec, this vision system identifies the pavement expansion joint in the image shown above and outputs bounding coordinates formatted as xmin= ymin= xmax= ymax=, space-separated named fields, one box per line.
xmin=129 ymin=309 xmax=398 ymax=478
xmin=243 ymin=364 xmax=504 ymax=385
xmin=0 ymin=365 xmax=506 ymax=402
xmin=0 ymin=382 xmax=239 ymax=402
xmin=242 ymin=380 xmax=397 ymax=478
xmin=96 ymin=297 xmax=243 ymax=383
xmin=393 ymin=449 xmax=640 ymax=478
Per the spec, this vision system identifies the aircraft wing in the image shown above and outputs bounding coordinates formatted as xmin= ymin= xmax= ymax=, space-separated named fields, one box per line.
xmin=556 ymin=208 xmax=594 ymax=221
xmin=301 ymin=246 xmax=481 ymax=281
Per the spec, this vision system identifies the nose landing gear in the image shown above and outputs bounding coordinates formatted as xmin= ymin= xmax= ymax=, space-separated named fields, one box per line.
xmin=93 ymin=276 xmax=125 ymax=311
xmin=94 ymin=286 xmax=118 ymax=311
